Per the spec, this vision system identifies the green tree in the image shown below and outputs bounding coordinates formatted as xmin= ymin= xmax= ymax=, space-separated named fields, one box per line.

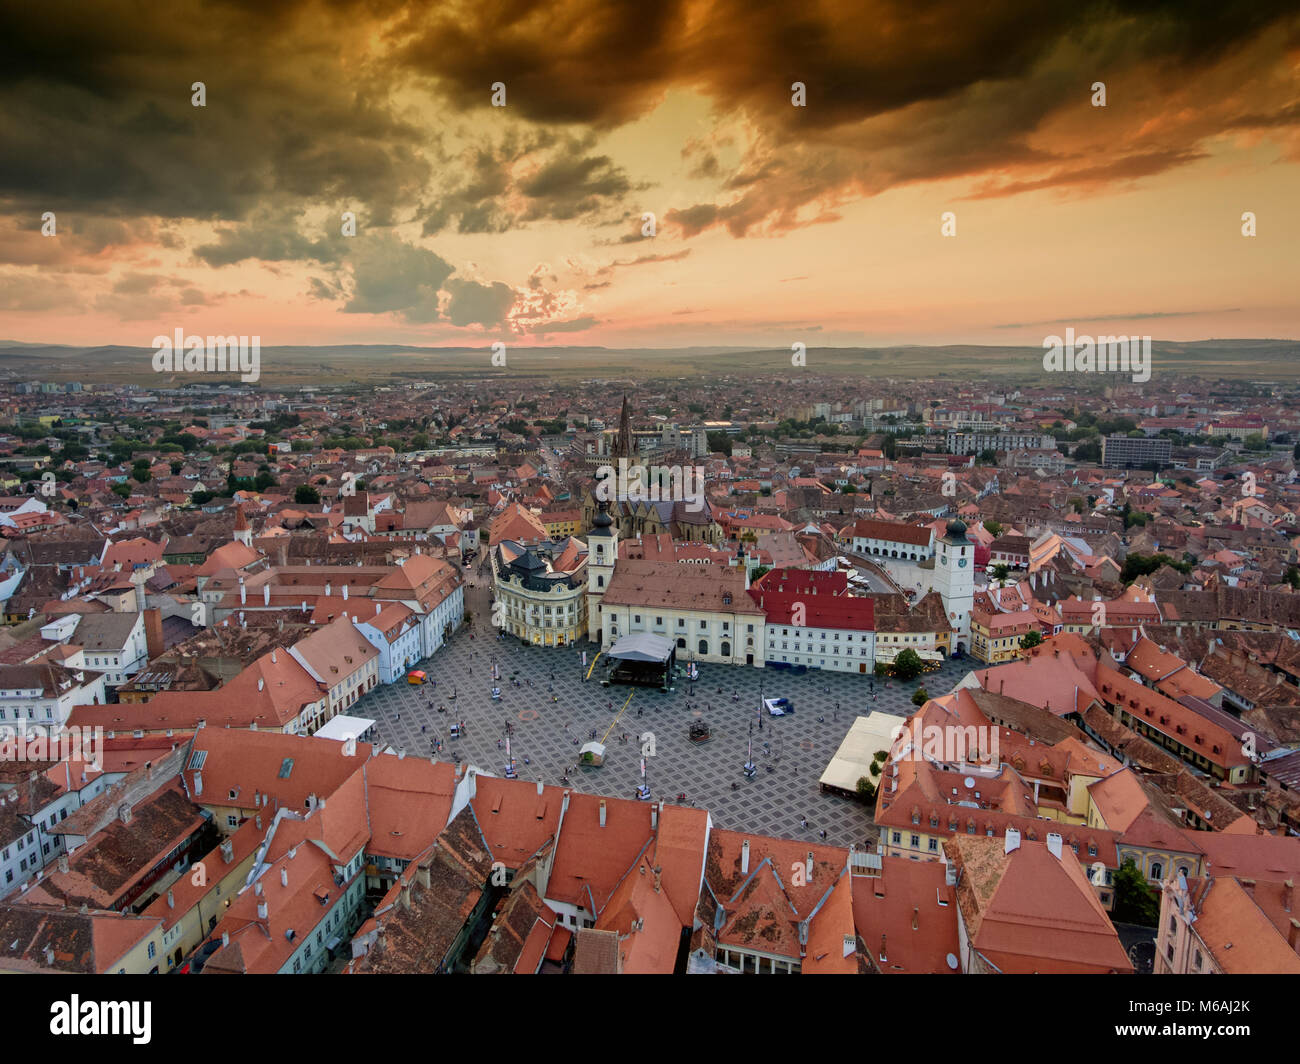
xmin=1019 ymin=630 xmax=1043 ymax=650
xmin=992 ymin=563 xmax=1010 ymax=581
xmin=911 ymin=686 xmax=929 ymax=706
xmin=856 ymin=776 xmax=877 ymax=803
xmin=294 ymin=484 xmax=320 ymax=505
xmin=983 ymin=520 xmax=1003 ymax=537
xmin=706 ymin=431 xmax=732 ymax=456
xmin=1112 ymin=858 xmax=1160 ymax=926
xmin=892 ymin=648 xmax=924 ymax=682
xmin=1122 ymin=553 xmax=1191 ymax=583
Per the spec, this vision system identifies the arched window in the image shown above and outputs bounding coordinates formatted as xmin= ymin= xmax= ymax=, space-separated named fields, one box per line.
xmin=720 ymin=641 xmax=731 ymax=657
xmin=677 ymin=638 xmax=686 ymax=649
xmin=698 ymin=639 xmax=709 ymax=656
xmin=1150 ymin=861 xmax=1164 ymax=881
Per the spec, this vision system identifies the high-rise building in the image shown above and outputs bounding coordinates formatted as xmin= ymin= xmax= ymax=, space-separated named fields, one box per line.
xmin=1100 ymin=435 xmax=1172 ymax=468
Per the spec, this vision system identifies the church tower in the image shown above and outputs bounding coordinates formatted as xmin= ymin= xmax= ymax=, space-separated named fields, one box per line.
xmin=933 ymin=518 xmax=974 ymax=652
xmin=613 ymin=394 xmax=633 ymax=461
xmin=233 ymin=505 xmax=253 ymax=548
xmin=585 ymin=499 xmax=619 ymax=643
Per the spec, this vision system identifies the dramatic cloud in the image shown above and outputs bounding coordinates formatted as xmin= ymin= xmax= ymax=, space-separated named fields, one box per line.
xmin=340 ymin=233 xmax=455 ymax=323
xmin=443 ymin=277 xmax=515 ymax=328
xmin=0 ymin=0 xmax=1295 ymax=343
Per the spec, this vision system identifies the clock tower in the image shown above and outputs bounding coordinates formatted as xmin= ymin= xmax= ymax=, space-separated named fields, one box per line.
xmin=586 ymin=499 xmax=619 ymax=642
xmin=933 ymin=517 xmax=974 ymax=652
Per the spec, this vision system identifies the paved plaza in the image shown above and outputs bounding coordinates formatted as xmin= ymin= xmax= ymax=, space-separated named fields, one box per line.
xmin=353 ymin=575 xmax=990 ymax=848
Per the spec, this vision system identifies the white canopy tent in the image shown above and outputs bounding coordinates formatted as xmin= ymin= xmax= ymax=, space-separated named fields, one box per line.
xmin=818 ymin=712 xmax=904 ymax=796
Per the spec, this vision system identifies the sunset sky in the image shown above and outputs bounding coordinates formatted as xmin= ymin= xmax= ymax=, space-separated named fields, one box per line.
xmin=1 ymin=0 xmax=1297 ymax=349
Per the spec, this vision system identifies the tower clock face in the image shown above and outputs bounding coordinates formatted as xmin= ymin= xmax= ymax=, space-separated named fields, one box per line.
xmin=940 ymin=555 xmax=947 ymax=565
xmin=958 ymin=558 xmax=968 ymax=568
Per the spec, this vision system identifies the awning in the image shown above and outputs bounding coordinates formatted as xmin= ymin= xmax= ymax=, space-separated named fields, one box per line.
xmin=818 ymin=713 xmax=905 ymax=793
xmin=607 ymin=632 xmax=675 ymax=663
xmin=314 ymin=715 xmax=376 ymax=742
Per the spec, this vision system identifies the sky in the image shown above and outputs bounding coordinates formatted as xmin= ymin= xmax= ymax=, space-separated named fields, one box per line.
xmin=0 ymin=0 xmax=1297 ymax=350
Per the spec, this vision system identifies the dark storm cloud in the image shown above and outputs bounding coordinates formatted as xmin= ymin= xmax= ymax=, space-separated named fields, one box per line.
xmin=0 ymin=0 xmax=1295 ymax=268
xmin=195 ymin=208 xmax=346 ymax=267
xmin=420 ymin=132 xmax=640 ymax=235
xmin=396 ymin=0 xmax=1298 ymax=131
xmin=0 ymin=0 xmax=429 ymax=222
xmin=443 ymin=277 xmax=515 ymax=328
xmin=392 ymin=0 xmax=1299 ymax=237
xmin=340 ymin=232 xmax=454 ymax=322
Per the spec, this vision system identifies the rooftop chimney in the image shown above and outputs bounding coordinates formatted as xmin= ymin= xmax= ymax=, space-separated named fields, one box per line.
xmin=1285 ymin=879 xmax=1295 ymax=914
xmin=167 ymin=889 xmax=175 ymax=909
xmin=221 ymin=839 xmax=234 ymax=864
xmin=653 ymin=866 xmax=662 ymax=894
xmin=1004 ymin=827 xmax=1021 ymax=855
xmin=1046 ymin=832 xmax=1063 ymax=860
xmin=342 ymin=584 xmax=348 ymax=600
xmin=280 ymin=867 xmax=288 ymax=888
xmin=264 ymin=583 xmax=270 ymax=605
xmin=257 ymin=900 xmax=268 ymax=920
xmin=741 ymin=839 xmax=750 ymax=876
xmin=57 ymin=854 xmax=69 ymax=874
xmin=599 ymin=799 xmax=607 ymax=828
xmin=222 ymin=931 xmax=230 ymax=948
xmin=911 ymin=906 xmax=919 ymax=931
xmin=806 ymin=851 xmax=814 ymax=881
xmin=194 ymin=771 xmax=203 ymax=795
xmin=536 ymin=779 xmax=544 ymax=796
xmin=325 ymin=582 xmax=331 ymax=597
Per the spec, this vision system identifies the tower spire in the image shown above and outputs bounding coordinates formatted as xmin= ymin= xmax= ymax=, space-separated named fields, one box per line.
xmin=615 ymin=394 xmax=633 ymax=460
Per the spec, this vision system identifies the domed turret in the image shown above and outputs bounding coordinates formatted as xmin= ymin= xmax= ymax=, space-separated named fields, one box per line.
xmin=945 ymin=517 xmax=969 ymax=542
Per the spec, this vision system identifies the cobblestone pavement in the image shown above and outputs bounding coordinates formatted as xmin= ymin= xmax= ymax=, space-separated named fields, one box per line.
xmin=353 ymin=572 xmax=990 ymax=849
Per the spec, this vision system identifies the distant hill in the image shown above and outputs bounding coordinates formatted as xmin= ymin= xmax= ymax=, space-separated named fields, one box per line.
xmin=0 ymin=338 xmax=1296 ymax=387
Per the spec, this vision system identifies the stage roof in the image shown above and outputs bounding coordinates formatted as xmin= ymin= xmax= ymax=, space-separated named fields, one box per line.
xmin=607 ymin=632 xmax=675 ymax=663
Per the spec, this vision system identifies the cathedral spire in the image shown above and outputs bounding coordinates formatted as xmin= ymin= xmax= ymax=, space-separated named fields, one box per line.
xmin=614 ymin=394 xmax=633 ymax=460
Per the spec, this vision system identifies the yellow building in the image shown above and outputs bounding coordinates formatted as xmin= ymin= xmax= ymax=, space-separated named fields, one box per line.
xmin=139 ymin=819 xmax=263 ymax=970
xmin=969 ymin=608 xmax=1038 ymax=663
xmin=541 ymin=508 xmax=582 ymax=538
